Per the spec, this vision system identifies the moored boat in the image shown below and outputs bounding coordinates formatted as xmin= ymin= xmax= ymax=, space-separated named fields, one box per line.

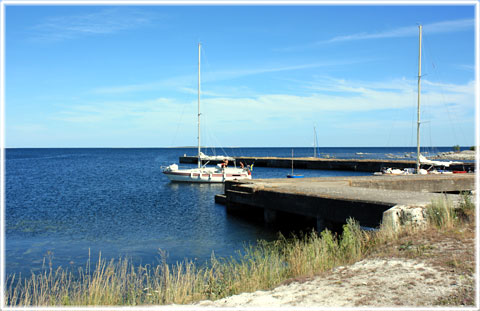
xmin=374 ymin=26 xmax=466 ymax=177
xmin=163 ymin=43 xmax=252 ymax=183
xmin=164 ymin=163 xmax=251 ymax=183
xmin=286 ymin=149 xmax=304 ymax=178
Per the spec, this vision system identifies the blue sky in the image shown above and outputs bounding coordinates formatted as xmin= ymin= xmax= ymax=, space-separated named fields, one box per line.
xmin=4 ymin=2 xmax=477 ymax=148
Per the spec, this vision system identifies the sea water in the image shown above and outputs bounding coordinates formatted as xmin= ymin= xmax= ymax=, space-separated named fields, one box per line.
xmin=4 ymin=147 xmax=458 ymax=276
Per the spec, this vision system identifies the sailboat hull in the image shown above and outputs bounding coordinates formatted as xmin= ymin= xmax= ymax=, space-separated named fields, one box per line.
xmin=163 ymin=165 xmax=251 ymax=183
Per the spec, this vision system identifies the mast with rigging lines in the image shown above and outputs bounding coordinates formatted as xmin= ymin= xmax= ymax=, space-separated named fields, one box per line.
xmin=416 ymin=25 xmax=422 ymax=174
xmin=162 ymin=43 xmax=252 ymax=182
xmin=197 ymin=43 xmax=201 ymax=168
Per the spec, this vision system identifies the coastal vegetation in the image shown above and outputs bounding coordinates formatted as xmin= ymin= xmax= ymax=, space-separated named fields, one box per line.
xmin=4 ymin=194 xmax=475 ymax=307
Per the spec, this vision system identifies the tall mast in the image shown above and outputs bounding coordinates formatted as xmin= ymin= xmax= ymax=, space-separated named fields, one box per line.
xmin=197 ymin=43 xmax=201 ymax=168
xmin=313 ymin=126 xmax=317 ymax=158
xmin=291 ymin=149 xmax=294 ymax=175
xmin=416 ymin=25 xmax=422 ymax=174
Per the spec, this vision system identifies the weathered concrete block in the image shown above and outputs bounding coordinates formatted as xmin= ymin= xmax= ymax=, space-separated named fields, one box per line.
xmin=382 ymin=204 xmax=428 ymax=231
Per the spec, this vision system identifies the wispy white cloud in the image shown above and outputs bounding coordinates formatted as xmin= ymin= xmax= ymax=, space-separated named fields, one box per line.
xmin=93 ymin=82 xmax=168 ymax=95
xmin=279 ymin=18 xmax=474 ymax=51
xmin=454 ymin=64 xmax=475 ymax=72
xmin=30 ymin=8 xmax=156 ymax=42
xmin=92 ymin=58 xmax=370 ymax=95
xmin=323 ymin=18 xmax=474 ymax=44
xmin=75 ymin=76 xmax=475 ymax=126
xmin=40 ymin=75 xmax=474 ymax=147
xmin=53 ymin=97 xmax=177 ymax=123
xmin=92 ymin=74 xmax=193 ymax=95
xmin=209 ymin=59 xmax=369 ymax=80
xmin=198 ymin=76 xmax=474 ymax=127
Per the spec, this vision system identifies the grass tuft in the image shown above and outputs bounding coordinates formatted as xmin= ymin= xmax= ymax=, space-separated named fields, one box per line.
xmin=426 ymin=196 xmax=456 ymax=229
xmin=425 ymin=193 xmax=475 ymax=229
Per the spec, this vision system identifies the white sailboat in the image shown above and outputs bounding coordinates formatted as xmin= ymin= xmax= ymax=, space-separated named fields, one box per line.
xmin=379 ymin=25 xmax=426 ymax=175
xmin=414 ymin=25 xmax=462 ymax=173
xmin=379 ymin=25 xmax=458 ymax=175
xmin=163 ymin=43 xmax=252 ymax=183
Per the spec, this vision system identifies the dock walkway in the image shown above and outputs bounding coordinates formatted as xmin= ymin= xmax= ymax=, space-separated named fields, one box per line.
xmin=216 ymin=174 xmax=475 ymax=231
xmin=180 ymin=156 xmax=474 ymax=172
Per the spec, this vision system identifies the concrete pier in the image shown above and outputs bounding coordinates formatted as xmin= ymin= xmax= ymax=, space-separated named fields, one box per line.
xmin=180 ymin=156 xmax=474 ymax=173
xmin=216 ymin=174 xmax=475 ymax=231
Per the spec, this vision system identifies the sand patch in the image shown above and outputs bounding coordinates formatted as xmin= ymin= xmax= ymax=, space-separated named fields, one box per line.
xmin=195 ymin=258 xmax=468 ymax=307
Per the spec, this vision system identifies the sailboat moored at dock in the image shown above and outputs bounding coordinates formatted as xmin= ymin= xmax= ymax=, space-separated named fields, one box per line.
xmin=163 ymin=43 xmax=252 ymax=183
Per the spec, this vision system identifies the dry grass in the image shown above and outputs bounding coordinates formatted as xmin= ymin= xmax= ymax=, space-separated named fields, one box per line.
xmin=4 ymin=194 xmax=476 ymax=307
xmin=367 ymin=193 xmax=476 ymax=306
xmin=5 ymin=220 xmax=367 ymax=306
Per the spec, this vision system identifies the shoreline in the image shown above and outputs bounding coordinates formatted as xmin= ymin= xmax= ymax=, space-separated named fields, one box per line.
xmin=194 ymin=208 xmax=475 ymax=308
xmin=5 ymin=196 xmax=475 ymax=308
xmin=195 ymin=258 xmax=471 ymax=307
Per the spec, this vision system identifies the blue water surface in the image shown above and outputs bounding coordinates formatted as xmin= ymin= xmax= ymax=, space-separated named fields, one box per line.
xmin=4 ymin=147 xmax=460 ymax=275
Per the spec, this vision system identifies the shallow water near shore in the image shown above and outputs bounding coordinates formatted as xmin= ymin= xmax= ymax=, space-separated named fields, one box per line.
xmin=5 ymin=147 xmax=462 ymax=276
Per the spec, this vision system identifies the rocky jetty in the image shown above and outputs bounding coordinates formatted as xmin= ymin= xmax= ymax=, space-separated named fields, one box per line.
xmin=432 ymin=150 xmax=476 ymax=161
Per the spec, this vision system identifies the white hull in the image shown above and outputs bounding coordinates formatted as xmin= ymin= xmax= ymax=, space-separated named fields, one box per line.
xmin=374 ymin=167 xmax=429 ymax=175
xmin=163 ymin=164 xmax=251 ymax=183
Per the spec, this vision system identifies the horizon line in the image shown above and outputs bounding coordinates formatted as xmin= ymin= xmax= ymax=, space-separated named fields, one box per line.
xmin=4 ymin=145 xmax=472 ymax=149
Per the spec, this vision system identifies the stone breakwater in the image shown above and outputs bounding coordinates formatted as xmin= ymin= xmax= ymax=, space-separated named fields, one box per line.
xmin=432 ymin=150 xmax=476 ymax=161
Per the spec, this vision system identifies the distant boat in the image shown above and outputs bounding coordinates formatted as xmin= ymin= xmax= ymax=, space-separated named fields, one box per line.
xmin=286 ymin=149 xmax=304 ymax=178
xmin=163 ymin=44 xmax=252 ymax=183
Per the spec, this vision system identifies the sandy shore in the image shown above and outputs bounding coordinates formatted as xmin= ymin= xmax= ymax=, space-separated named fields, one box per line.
xmin=163 ymin=204 xmax=475 ymax=309
xmin=194 ymin=258 xmax=468 ymax=308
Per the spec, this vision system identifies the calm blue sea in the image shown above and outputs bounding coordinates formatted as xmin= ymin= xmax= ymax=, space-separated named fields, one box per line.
xmin=5 ymin=147 xmax=460 ymax=276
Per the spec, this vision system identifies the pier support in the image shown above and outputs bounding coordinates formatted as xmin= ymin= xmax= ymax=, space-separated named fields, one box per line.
xmin=316 ymin=217 xmax=326 ymax=232
xmin=264 ymin=209 xmax=277 ymax=224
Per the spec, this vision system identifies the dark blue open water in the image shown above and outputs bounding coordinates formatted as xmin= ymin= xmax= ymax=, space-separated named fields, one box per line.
xmin=5 ymin=147 xmax=460 ymax=276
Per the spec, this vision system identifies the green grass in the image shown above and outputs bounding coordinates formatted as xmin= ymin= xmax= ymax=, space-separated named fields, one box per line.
xmin=5 ymin=195 xmax=475 ymax=307
xmin=6 ymin=220 xmax=367 ymax=306
xmin=426 ymin=192 xmax=475 ymax=229
xmin=426 ymin=196 xmax=456 ymax=229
